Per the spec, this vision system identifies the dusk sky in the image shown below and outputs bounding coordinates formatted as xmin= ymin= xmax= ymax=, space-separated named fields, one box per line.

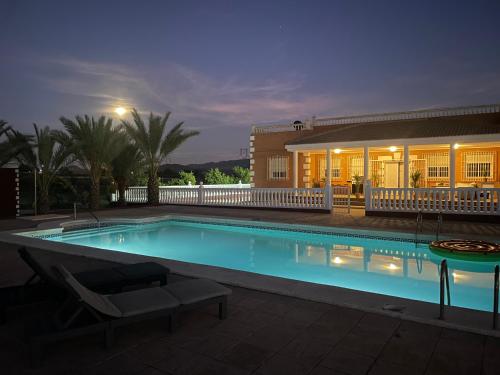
xmin=1 ymin=0 xmax=500 ymax=164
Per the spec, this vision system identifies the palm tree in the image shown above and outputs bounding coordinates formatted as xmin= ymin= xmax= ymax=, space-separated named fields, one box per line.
xmin=56 ymin=115 xmax=125 ymax=210
xmin=122 ymin=109 xmax=199 ymax=205
xmin=0 ymin=120 xmax=18 ymax=167
xmin=15 ymin=124 xmax=73 ymax=214
xmin=111 ymin=143 xmax=143 ymax=206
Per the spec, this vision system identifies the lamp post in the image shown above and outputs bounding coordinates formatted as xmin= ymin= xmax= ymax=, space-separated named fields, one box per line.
xmin=34 ymin=165 xmax=43 ymax=216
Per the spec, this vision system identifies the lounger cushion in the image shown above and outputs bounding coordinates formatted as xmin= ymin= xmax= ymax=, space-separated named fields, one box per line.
xmin=74 ymin=269 xmax=125 ymax=290
xmin=107 ymin=288 xmax=179 ymax=317
xmin=115 ymin=262 xmax=170 ymax=281
xmin=163 ymin=279 xmax=231 ymax=305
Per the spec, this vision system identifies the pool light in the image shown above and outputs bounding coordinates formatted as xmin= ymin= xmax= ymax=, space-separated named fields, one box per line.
xmin=333 ymin=256 xmax=343 ymax=264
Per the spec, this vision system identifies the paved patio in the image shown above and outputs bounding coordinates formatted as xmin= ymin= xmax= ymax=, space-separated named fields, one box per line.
xmin=0 ymin=242 xmax=500 ymax=375
xmin=2 ymin=207 xmax=500 ymax=374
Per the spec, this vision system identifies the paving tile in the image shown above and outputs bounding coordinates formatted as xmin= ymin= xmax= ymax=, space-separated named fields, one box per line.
xmin=243 ymin=324 xmax=297 ymax=352
xmin=377 ymin=328 xmax=437 ymax=370
xmin=321 ymin=347 xmax=375 ymax=375
xmin=255 ymin=353 xmax=315 ymax=375
xmin=425 ymin=354 xmax=481 ymax=375
xmin=336 ymin=325 xmax=391 ymax=357
xmin=356 ymin=313 xmax=400 ymax=335
xmin=279 ymin=336 xmax=334 ymax=367
xmin=151 ymin=347 xmax=206 ymax=374
xmin=368 ymin=359 xmax=424 ymax=375
xmin=433 ymin=336 xmax=485 ymax=363
xmin=283 ymin=306 xmax=325 ymax=326
xmin=395 ymin=320 xmax=442 ymax=340
xmin=183 ymin=332 xmax=241 ymax=359
xmin=309 ymin=366 xmax=351 ymax=375
xmin=220 ymin=342 xmax=274 ymax=372
xmin=483 ymin=336 xmax=500 ymax=363
xmin=86 ymin=352 xmax=149 ymax=375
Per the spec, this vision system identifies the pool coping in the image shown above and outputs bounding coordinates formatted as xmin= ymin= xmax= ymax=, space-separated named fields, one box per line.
xmin=1 ymin=214 xmax=499 ymax=338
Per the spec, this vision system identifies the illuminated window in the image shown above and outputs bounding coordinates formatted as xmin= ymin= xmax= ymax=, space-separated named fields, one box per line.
xmin=463 ymin=151 xmax=495 ymax=180
xmin=319 ymin=156 xmax=341 ymax=179
xmin=423 ymin=152 xmax=449 ymax=179
xmin=267 ymin=156 xmax=288 ymax=180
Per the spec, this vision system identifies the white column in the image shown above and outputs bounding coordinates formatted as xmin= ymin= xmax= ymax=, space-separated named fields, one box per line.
xmin=450 ymin=143 xmax=456 ymax=189
xmin=363 ymin=145 xmax=369 ymax=183
xmin=293 ymin=151 xmax=298 ymax=188
xmin=326 ymin=148 xmax=332 ymax=209
xmin=403 ymin=144 xmax=409 ymax=188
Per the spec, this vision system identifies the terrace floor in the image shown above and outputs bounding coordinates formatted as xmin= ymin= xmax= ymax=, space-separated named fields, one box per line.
xmin=1 ymin=206 xmax=500 ymax=374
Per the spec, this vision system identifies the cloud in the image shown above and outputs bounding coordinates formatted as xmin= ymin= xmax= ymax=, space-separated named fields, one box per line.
xmin=37 ymin=56 xmax=340 ymax=128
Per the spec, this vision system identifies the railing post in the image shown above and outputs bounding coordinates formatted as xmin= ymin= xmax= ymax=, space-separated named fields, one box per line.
xmin=364 ymin=180 xmax=371 ymax=211
xmin=494 ymin=265 xmax=499 ymax=329
xmin=73 ymin=202 xmax=77 ymax=220
xmin=198 ymin=182 xmax=204 ymax=205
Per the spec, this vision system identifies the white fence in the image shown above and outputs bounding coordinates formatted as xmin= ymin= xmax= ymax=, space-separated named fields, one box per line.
xmin=120 ymin=185 xmax=351 ymax=210
xmin=365 ymin=183 xmax=500 ymax=215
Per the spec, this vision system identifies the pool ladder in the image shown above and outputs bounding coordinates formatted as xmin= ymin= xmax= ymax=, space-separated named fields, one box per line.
xmin=440 ymin=260 xmax=500 ymax=330
xmin=438 ymin=259 xmax=451 ymax=320
xmin=73 ymin=202 xmax=101 ymax=228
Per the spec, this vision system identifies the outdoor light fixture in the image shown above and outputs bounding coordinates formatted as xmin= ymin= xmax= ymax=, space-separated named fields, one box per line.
xmin=334 ymin=148 xmax=341 ymax=154
xmin=453 ymin=143 xmax=460 ymax=149
xmin=115 ymin=107 xmax=126 ymax=116
xmin=387 ymin=263 xmax=399 ymax=270
xmin=389 ymin=146 xmax=397 ymax=152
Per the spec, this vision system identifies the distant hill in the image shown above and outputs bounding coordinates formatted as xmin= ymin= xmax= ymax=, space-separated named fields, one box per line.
xmin=160 ymin=159 xmax=250 ymax=179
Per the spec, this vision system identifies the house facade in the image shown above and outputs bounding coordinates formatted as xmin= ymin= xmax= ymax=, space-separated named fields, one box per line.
xmin=250 ymin=104 xmax=500 ymax=194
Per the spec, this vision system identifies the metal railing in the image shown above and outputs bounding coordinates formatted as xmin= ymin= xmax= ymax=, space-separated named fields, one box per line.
xmin=73 ymin=202 xmax=101 ymax=227
xmin=439 ymin=259 xmax=451 ymax=320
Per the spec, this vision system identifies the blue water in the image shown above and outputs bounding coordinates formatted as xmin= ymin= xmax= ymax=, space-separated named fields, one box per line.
xmin=39 ymin=220 xmax=499 ymax=312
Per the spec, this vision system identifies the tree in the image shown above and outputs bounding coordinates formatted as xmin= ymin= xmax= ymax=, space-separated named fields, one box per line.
xmin=167 ymin=170 xmax=196 ymax=186
xmin=204 ymin=168 xmax=234 ymax=185
xmin=56 ymin=115 xmax=125 ymax=209
xmin=122 ymin=109 xmax=199 ymax=205
xmin=232 ymin=166 xmax=250 ymax=183
xmin=111 ymin=143 xmax=143 ymax=206
xmin=0 ymin=120 xmax=24 ymax=167
xmin=13 ymin=124 xmax=73 ymax=213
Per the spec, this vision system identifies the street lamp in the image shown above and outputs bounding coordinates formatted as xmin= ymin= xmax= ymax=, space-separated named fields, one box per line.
xmin=34 ymin=165 xmax=42 ymax=216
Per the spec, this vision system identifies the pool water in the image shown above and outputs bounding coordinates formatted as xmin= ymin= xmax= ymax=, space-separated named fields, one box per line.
xmin=33 ymin=220 xmax=499 ymax=312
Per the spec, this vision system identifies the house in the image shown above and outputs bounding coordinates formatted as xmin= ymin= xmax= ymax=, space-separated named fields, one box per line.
xmin=250 ymin=104 xmax=500 ymax=195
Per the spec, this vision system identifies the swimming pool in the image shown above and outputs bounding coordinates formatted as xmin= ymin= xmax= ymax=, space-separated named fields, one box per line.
xmin=20 ymin=218 xmax=500 ymax=312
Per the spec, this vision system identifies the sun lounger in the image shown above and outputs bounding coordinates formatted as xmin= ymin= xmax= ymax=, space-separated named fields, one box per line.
xmin=19 ymin=247 xmax=170 ymax=292
xmin=1 ymin=247 xmax=170 ymax=324
xmin=28 ymin=264 xmax=231 ymax=366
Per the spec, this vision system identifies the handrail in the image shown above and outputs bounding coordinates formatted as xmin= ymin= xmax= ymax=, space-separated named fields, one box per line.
xmin=494 ymin=265 xmax=499 ymax=329
xmin=73 ymin=202 xmax=100 ymax=227
xmin=439 ymin=259 xmax=451 ymax=320
xmin=436 ymin=212 xmax=443 ymax=241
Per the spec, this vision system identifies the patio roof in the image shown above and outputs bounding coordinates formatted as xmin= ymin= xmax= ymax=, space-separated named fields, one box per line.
xmin=286 ymin=112 xmax=500 ymax=146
